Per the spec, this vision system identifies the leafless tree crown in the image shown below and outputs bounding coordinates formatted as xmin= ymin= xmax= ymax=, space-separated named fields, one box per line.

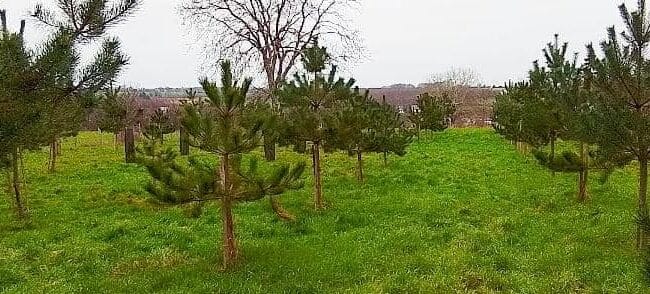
xmin=429 ymin=67 xmax=482 ymax=88
xmin=181 ymin=0 xmax=363 ymax=88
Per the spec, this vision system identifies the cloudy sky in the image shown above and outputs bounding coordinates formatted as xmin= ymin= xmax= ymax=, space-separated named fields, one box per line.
xmin=0 ymin=0 xmax=633 ymax=88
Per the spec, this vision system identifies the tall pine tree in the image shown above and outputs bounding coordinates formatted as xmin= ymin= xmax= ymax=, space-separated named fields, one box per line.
xmin=584 ymin=0 xmax=650 ymax=248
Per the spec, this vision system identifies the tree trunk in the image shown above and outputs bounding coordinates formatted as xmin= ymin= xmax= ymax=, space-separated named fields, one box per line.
xmin=114 ymin=133 xmax=119 ymax=150
xmin=48 ymin=139 xmax=58 ymax=173
xmin=383 ymin=151 xmax=388 ymax=166
xmin=180 ymin=127 xmax=190 ymax=156
xmin=550 ymin=135 xmax=556 ymax=177
xmin=356 ymin=149 xmax=364 ymax=182
xmin=269 ymin=196 xmax=295 ymax=221
xmin=263 ymin=135 xmax=295 ymax=220
xmin=313 ymin=142 xmax=324 ymax=210
xmin=638 ymin=155 xmax=649 ymax=249
xmin=11 ymin=148 xmax=26 ymax=218
xmin=220 ymin=154 xmax=238 ymax=269
xmin=4 ymin=170 xmax=11 ymax=196
xmin=578 ymin=142 xmax=589 ymax=202
xmin=550 ymin=136 xmax=556 ymax=161
xmin=264 ymin=136 xmax=276 ymax=161
xmin=124 ymin=126 xmax=136 ymax=163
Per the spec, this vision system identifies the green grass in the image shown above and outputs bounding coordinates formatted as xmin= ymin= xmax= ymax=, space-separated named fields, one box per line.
xmin=0 ymin=129 xmax=646 ymax=293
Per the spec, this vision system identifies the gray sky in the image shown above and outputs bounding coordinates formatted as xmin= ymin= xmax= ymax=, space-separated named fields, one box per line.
xmin=0 ymin=0 xmax=633 ymax=88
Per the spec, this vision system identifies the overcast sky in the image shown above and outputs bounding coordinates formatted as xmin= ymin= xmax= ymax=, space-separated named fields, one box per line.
xmin=0 ymin=0 xmax=634 ymax=88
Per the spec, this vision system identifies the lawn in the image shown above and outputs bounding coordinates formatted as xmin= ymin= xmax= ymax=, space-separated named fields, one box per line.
xmin=0 ymin=129 xmax=646 ymax=293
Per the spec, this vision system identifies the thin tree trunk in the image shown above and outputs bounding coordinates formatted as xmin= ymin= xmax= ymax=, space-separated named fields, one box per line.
xmin=637 ymin=155 xmax=649 ymax=249
xmin=48 ymin=139 xmax=58 ymax=173
xmin=578 ymin=142 xmax=589 ymax=202
xmin=4 ymin=170 xmax=12 ymax=196
xmin=550 ymin=135 xmax=556 ymax=177
xmin=550 ymin=136 xmax=556 ymax=161
xmin=124 ymin=127 xmax=136 ymax=163
xmin=180 ymin=127 xmax=190 ymax=156
xmin=313 ymin=142 xmax=324 ymax=210
xmin=269 ymin=196 xmax=295 ymax=221
xmin=114 ymin=133 xmax=119 ymax=151
xmin=263 ymin=136 xmax=295 ymax=220
xmin=19 ymin=149 xmax=26 ymax=183
xmin=11 ymin=148 xmax=26 ymax=218
xmin=220 ymin=154 xmax=238 ymax=269
xmin=264 ymin=137 xmax=276 ymax=161
xmin=383 ymin=151 xmax=388 ymax=166
xmin=356 ymin=149 xmax=364 ymax=182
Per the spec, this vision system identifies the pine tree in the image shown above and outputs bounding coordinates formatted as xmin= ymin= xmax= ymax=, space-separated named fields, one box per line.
xmin=493 ymin=81 xmax=531 ymax=150
xmin=327 ymin=90 xmax=376 ymax=182
xmin=138 ymin=61 xmax=305 ymax=269
xmin=369 ymin=98 xmax=414 ymax=166
xmin=0 ymin=1 xmax=138 ymax=217
xmin=584 ymin=0 xmax=650 ymax=248
xmin=278 ymin=42 xmax=357 ymax=210
xmin=493 ymin=78 xmax=562 ymax=153
xmin=408 ymin=92 xmax=456 ymax=134
xmin=143 ymin=108 xmax=177 ymax=142
xmin=97 ymin=86 xmax=138 ymax=161
xmin=529 ymin=35 xmax=594 ymax=202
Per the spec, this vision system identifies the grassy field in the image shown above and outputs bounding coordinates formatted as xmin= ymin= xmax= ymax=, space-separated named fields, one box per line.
xmin=0 ymin=129 xmax=646 ymax=293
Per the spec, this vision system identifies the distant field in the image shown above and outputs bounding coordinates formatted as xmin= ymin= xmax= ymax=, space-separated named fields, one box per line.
xmin=0 ymin=129 xmax=646 ymax=293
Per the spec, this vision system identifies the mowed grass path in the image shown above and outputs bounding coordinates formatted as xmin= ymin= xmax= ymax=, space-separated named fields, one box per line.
xmin=0 ymin=129 xmax=646 ymax=293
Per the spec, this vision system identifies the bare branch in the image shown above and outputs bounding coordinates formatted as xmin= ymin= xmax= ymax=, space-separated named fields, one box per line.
xmin=181 ymin=0 xmax=364 ymax=93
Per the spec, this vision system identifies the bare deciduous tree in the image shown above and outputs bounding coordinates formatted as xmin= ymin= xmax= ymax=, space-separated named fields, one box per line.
xmin=429 ymin=67 xmax=482 ymax=88
xmin=182 ymin=0 xmax=363 ymax=96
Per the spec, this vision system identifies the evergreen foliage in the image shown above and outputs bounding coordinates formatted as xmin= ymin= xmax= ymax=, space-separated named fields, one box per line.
xmin=0 ymin=0 xmax=139 ymax=217
xmin=327 ymin=90 xmax=376 ymax=181
xmin=97 ymin=87 xmax=137 ymax=136
xmin=143 ymin=108 xmax=177 ymax=142
xmin=138 ymin=61 xmax=305 ymax=269
xmin=277 ymin=42 xmax=357 ymax=209
xmin=530 ymin=35 xmax=593 ymax=202
xmin=408 ymin=92 xmax=456 ymax=133
xmin=369 ymin=99 xmax=415 ymax=165
xmin=584 ymin=0 xmax=650 ymax=248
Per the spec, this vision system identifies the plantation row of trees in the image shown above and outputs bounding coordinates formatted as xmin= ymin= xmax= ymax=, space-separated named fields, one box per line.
xmin=493 ymin=0 xmax=650 ymax=248
xmin=137 ymin=42 xmax=456 ymax=268
xmin=0 ymin=1 xmax=456 ymax=270
xmin=95 ymin=86 xmax=181 ymax=163
xmin=0 ymin=0 xmax=140 ymax=217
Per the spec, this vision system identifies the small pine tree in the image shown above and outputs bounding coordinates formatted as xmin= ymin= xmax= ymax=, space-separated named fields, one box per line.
xmin=97 ymin=86 xmax=138 ymax=161
xmin=138 ymin=61 xmax=305 ymax=269
xmin=143 ymin=108 xmax=177 ymax=142
xmin=277 ymin=42 xmax=357 ymax=210
xmin=529 ymin=35 xmax=594 ymax=202
xmin=369 ymin=98 xmax=414 ymax=165
xmin=327 ymin=90 xmax=376 ymax=182
xmin=408 ymin=92 xmax=456 ymax=134
xmin=493 ymin=81 xmax=530 ymax=150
